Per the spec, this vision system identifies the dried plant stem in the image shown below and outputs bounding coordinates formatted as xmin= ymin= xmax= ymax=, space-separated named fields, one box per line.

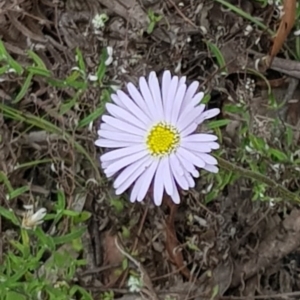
xmin=217 ymin=156 xmax=300 ymax=204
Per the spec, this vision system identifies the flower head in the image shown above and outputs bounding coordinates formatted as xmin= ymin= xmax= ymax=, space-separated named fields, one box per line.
xmin=95 ymin=71 xmax=220 ymax=205
xmin=22 ymin=207 xmax=47 ymax=230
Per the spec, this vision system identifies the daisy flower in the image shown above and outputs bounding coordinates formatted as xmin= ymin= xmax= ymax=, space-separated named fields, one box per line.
xmin=95 ymin=70 xmax=220 ymax=206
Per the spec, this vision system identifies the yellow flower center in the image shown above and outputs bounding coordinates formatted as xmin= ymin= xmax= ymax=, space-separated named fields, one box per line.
xmin=146 ymin=122 xmax=180 ymax=156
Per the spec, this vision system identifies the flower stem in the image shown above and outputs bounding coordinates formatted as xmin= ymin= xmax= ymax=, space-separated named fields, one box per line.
xmin=217 ymin=156 xmax=300 ymax=204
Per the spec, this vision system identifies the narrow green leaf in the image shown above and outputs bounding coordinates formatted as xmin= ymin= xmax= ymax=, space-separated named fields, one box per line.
xmin=27 ymin=50 xmax=47 ymax=69
xmin=5 ymin=291 xmax=27 ymax=300
xmin=8 ymin=186 xmax=29 ymax=200
xmin=76 ymin=48 xmax=86 ymax=73
xmin=14 ymin=159 xmax=52 ymax=170
xmin=34 ymin=227 xmax=56 ymax=251
xmin=0 ymin=206 xmax=19 ymax=225
xmin=208 ymin=119 xmax=230 ymax=129
xmin=0 ymin=40 xmax=23 ymax=74
xmin=269 ymin=148 xmax=288 ymax=161
xmin=0 ymin=65 xmax=10 ymax=75
xmin=52 ymin=226 xmax=87 ymax=245
xmin=47 ymin=78 xmax=67 ymax=88
xmin=13 ymin=73 xmax=33 ymax=103
xmin=27 ymin=67 xmax=51 ymax=77
xmin=96 ymin=49 xmax=107 ymax=82
xmin=206 ymin=41 xmax=227 ymax=73
xmin=62 ymin=209 xmax=80 ymax=217
xmin=59 ymin=91 xmax=82 ymax=115
xmin=57 ymin=190 xmax=66 ymax=210
xmin=0 ymin=171 xmax=13 ymax=193
xmin=78 ymin=106 xmax=105 ymax=128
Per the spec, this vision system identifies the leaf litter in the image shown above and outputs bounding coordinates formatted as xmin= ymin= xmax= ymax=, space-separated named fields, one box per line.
xmin=1 ymin=0 xmax=300 ymax=299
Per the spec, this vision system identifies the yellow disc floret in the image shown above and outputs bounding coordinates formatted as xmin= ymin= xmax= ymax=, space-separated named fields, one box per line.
xmin=146 ymin=122 xmax=180 ymax=156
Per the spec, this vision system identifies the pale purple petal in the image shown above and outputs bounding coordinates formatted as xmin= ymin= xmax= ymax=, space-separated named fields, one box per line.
xmin=204 ymin=142 xmax=220 ymax=150
xmin=137 ymin=159 xmax=159 ymax=201
xmin=106 ymin=103 xmax=147 ymax=129
xmin=175 ymin=151 xmax=197 ymax=174
xmin=115 ymin=157 xmax=152 ymax=194
xmin=191 ymin=169 xmax=199 ymax=178
xmin=190 ymin=92 xmax=204 ymax=107
xmin=102 ymin=160 xmax=114 ymax=169
xmin=170 ymin=180 xmax=180 ymax=204
xmin=111 ymin=93 xmax=126 ymax=109
xmin=153 ymin=160 xmax=164 ymax=206
xmin=95 ymin=139 xmax=136 ymax=148
xmin=102 ymin=115 xmax=145 ymax=136
xmin=97 ymin=130 xmax=143 ymax=143
xmin=177 ymin=105 xmax=205 ymax=132
xmin=181 ymin=81 xmax=199 ymax=109
xmin=130 ymin=180 xmax=140 ymax=203
xmin=148 ymin=72 xmax=164 ymax=120
xmin=162 ymin=70 xmax=171 ymax=111
xmin=165 ymin=76 xmax=179 ymax=122
xmin=100 ymin=144 xmax=145 ymax=162
xmin=139 ymin=77 xmax=157 ymax=121
xmin=193 ymin=153 xmax=218 ymax=165
xmin=114 ymin=156 xmax=150 ymax=189
xmin=170 ymin=83 xmax=187 ymax=124
xmin=180 ymin=122 xmax=198 ymax=137
xmin=162 ymin=157 xmax=173 ymax=196
xmin=182 ymin=134 xmax=218 ymax=142
xmin=179 ymin=76 xmax=186 ymax=86
xmin=127 ymin=82 xmax=152 ymax=118
xmin=105 ymin=150 xmax=148 ymax=176
xmin=170 ymin=162 xmax=189 ymax=190
xmin=198 ymin=108 xmax=220 ymax=123
xmin=116 ymin=91 xmax=152 ymax=125
xmin=170 ymin=153 xmax=184 ymax=175
xmin=203 ymin=164 xmax=219 ymax=173
xmin=181 ymin=141 xmax=215 ymax=153
xmin=177 ymin=147 xmax=205 ymax=168
xmin=100 ymin=123 xmax=119 ymax=132
xmin=185 ymin=172 xmax=195 ymax=187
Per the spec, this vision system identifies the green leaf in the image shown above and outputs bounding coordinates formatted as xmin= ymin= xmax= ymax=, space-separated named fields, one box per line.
xmin=5 ymin=291 xmax=27 ymax=300
xmin=77 ymin=105 xmax=105 ymax=128
xmin=0 ymin=206 xmax=19 ymax=225
xmin=0 ymin=171 xmax=13 ymax=193
xmin=27 ymin=50 xmax=47 ymax=69
xmin=62 ymin=209 xmax=81 ymax=217
xmin=27 ymin=67 xmax=51 ymax=77
xmin=207 ymin=119 xmax=230 ymax=129
xmin=96 ymin=49 xmax=107 ymax=82
xmin=72 ymin=211 xmax=91 ymax=224
xmin=206 ymin=41 xmax=227 ymax=73
xmin=13 ymin=73 xmax=33 ymax=103
xmin=59 ymin=91 xmax=82 ymax=115
xmin=34 ymin=227 xmax=56 ymax=251
xmin=56 ymin=190 xmax=66 ymax=210
xmin=76 ymin=48 xmax=86 ymax=73
xmin=201 ymin=94 xmax=211 ymax=105
xmin=269 ymin=148 xmax=288 ymax=161
xmin=52 ymin=226 xmax=87 ymax=245
xmin=0 ymin=39 xmax=24 ymax=74
xmin=8 ymin=186 xmax=29 ymax=200
xmin=223 ymin=104 xmax=244 ymax=114
xmin=147 ymin=22 xmax=155 ymax=34
xmin=0 ymin=65 xmax=10 ymax=75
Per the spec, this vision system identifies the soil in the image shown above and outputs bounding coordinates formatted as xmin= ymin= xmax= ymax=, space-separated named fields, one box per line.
xmin=1 ymin=0 xmax=300 ymax=299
